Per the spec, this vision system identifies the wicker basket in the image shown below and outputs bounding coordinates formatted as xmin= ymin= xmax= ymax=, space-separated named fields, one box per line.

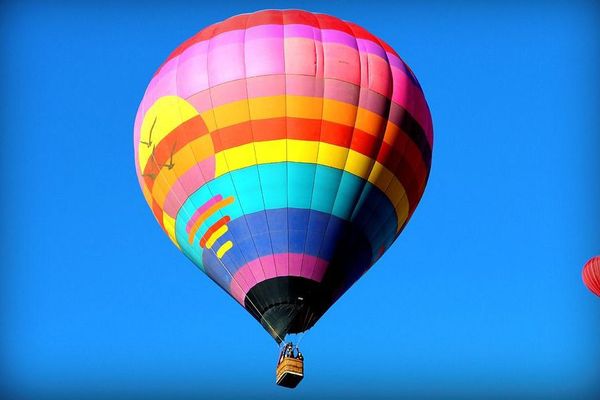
xmin=276 ymin=357 xmax=304 ymax=388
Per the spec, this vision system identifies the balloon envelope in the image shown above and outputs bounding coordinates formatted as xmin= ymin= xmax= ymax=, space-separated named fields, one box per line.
xmin=582 ymin=256 xmax=600 ymax=297
xmin=134 ymin=10 xmax=433 ymax=342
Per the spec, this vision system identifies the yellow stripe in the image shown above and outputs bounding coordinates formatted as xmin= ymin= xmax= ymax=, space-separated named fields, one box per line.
xmin=162 ymin=213 xmax=181 ymax=250
xmin=206 ymin=225 xmax=228 ymax=249
xmin=255 ymin=140 xmax=286 ymax=163
xmin=213 ymin=139 xmax=408 ymax=229
xmin=214 ymin=143 xmax=256 ymax=176
xmin=288 ymin=140 xmax=319 ymax=163
xmin=216 ymin=241 xmax=233 ymax=259
xmin=138 ymin=96 xmax=199 ymax=172
xmin=316 ymin=143 xmax=348 ymax=170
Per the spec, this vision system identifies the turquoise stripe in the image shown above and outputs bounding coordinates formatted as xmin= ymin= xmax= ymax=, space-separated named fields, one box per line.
xmin=174 ymin=162 xmax=398 ymax=270
xmin=287 ymin=163 xmax=314 ymax=208
xmin=311 ymin=167 xmax=342 ymax=212
xmin=262 ymin=162 xmax=287 ymax=209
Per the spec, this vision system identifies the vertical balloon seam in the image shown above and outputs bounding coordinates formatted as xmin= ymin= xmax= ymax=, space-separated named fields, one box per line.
xmin=294 ymin=11 xmax=318 ymax=284
xmin=326 ymin=16 xmax=373 ymax=310
xmin=240 ymin=11 xmax=281 ymax=319
xmin=240 ymin=12 xmax=272 ymax=304
xmin=294 ymin=10 xmax=323 ymax=332
xmin=287 ymin=10 xmax=311 ymax=335
xmin=354 ymin=31 xmax=423 ymax=260
xmin=281 ymin=11 xmax=297 ymax=333
xmin=336 ymin=20 xmax=395 ymax=293
xmin=341 ymin=20 xmax=377 ymax=253
xmin=293 ymin=11 xmax=318 ymax=299
xmin=299 ymin=11 xmax=326 ymax=330
xmin=364 ymin=119 xmax=412 ymax=252
xmin=178 ymin=22 xmax=257 ymax=310
xmin=202 ymin=22 xmax=266 ymax=313
xmin=206 ymin=28 xmax=257 ymax=289
xmin=391 ymin=95 xmax=434 ymax=242
xmin=376 ymin=34 xmax=433 ymax=204
xmin=280 ymin=12 xmax=297 ymax=330
xmin=405 ymin=69 xmax=434 ymax=231
xmin=268 ymin=11 xmax=291 ymax=333
xmin=308 ymin=17 xmax=366 ymax=304
xmin=169 ymin=26 xmax=223 ymax=269
xmin=337 ymin=22 xmax=393 ymax=277
xmin=368 ymin=29 xmax=408 ymax=231
xmin=209 ymin=23 xmax=286 ymax=325
xmin=361 ymin=28 xmax=396 ymax=265
xmin=274 ymin=11 xmax=293 ymax=319
xmin=171 ymin=114 xmax=216 ymax=260
xmin=299 ymin=14 xmax=327 ymax=330
xmin=169 ymin=50 xmax=234 ymax=283
xmin=362 ymin=41 xmax=412 ymax=259
xmin=300 ymin=15 xmax=325 ymax=284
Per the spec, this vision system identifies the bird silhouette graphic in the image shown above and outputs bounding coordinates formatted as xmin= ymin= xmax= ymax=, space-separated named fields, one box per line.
xmin=161 ymin=141 xmax=176 ymax=170
xmin=140 ymin=116 xmax=157 ymax=148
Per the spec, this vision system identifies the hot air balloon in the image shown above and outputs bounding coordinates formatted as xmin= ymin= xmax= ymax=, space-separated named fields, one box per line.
xmin=133 ymin=9 xmax=433 ymax=387
xmin=582 ymin=256 xmax=600 ymax=297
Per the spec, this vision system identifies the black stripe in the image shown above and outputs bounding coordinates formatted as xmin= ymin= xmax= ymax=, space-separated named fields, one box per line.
xmin=244 ymin=226 xmax=374 ymax=342
xmin=390 ymin=102 xmax=432 ymax=168
xmin=245 ymin=277 xmax=326 ymax=343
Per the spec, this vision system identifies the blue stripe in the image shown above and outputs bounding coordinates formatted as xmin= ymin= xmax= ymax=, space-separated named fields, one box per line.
xmin=174 ymin=162 xmax=399 ymax=294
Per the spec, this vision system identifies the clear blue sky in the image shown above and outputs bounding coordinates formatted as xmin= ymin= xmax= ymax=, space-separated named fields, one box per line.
xmin=1 ymin=1 xmax=599 ymax=399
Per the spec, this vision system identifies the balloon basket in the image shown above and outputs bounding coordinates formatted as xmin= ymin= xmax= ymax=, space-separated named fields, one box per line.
xmin=276 ymin=357 xmax=304 ymax=388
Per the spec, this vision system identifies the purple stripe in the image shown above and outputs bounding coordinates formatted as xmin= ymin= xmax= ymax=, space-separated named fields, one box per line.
xmin=386 ymin=52 xmax=404 ymax=70
xmin=358 ymin=38 xmax=387 ymax=59
xmin=230 ymin=254 xmax=328 ymax=304
xmin=247 ymin=24 xmax=283 ymax=39
xmin=145 ymin=26 xmax=404 ymax=106
xmin=209 ymin=29 xmax=245 ymax=47
xmin=283 ymin=24 xmax=315 ymax=39
xmin=322 ymin=29 xmax=358 ymax=49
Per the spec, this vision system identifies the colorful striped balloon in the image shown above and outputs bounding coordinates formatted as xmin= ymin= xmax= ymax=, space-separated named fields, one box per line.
xmin=134 ymin=9 xmax=433 ymax=342
xmin=582 ymin=256 xmax=600 ymax=297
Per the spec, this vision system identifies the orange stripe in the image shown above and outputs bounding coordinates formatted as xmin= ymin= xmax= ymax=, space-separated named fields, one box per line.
xmin=187 ymin=196 xmax=234 ymax=244
xmin=142 ymin=115 xmax=209 ymax=191
xmin=199 ymin=216 xmax=230 ymax=248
